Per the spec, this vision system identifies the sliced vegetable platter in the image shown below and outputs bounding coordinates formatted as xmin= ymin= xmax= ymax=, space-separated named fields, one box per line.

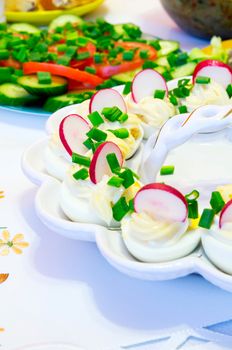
xmin=0 ymin=14 xmax=230 ymax=116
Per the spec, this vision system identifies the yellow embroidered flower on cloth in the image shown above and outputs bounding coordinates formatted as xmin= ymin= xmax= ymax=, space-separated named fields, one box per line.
xmin=0 ymin=230 xmax=29 ymax=255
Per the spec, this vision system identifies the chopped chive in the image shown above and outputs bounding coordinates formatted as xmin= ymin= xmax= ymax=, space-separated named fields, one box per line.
xmin=73 ymin=168 xmax=89 ymax=180
xmin=57 ymin=44 xmax=67 ymax=52
xmin=92 ymin=141 xmax=103 ymax=152
xmin=154 ymin=89 xmax=166 ymax=100
xmin=122 ymin=50 xmax=134 ymax=61
xmin=0 ymin=49 xmax=9 ymax=60
xmin=66 ymin=32 xmax=78 ymax=45
xmin=178 ymin=78 xmax=190 ymax=87
xmin=85 ymin=66 xmax=96 ymax=74
xmin=142 ymin=60 xmax=157 ymax=69
xmin=198 ymin=208 xmax=215 ymax=229
xmin=88 ymin=111 xmax=104 ymax=127
xmin=185 ymin=189 xmax=200 ymax=202
xmin=149 ymin=40 xmax=161 ymax=50
xmin=107 ymin=176 xmax=124 ymax=187
xmin=77 ymin=51 xmax=91 ymax=60
xmin=112 ymin=196 xmax=130 ymax=221
xmin=178 ymin=105 xmax=188 ymax=114
xmin=195 ymin=76 xmax=211 ymax=84
xmin=188 ymin=200 xmax=198 ymax=219
xmin=119 ymin=169 xmax=135 ymax=189
xmin=83 ymin=138 xmax=94 ymax=150
xmin=210 ymin=191 xmax=225 ymax=214
xmin=123 ymin=82 xmax=132 ymax=95
xmin=160 ymin=165 xmax=175 ymax=175
xmin=226 ymin=84 xmax=232 ymax=98
xmin=106 ymin=153 xmax=121 ymax=173
xmin=37 ymin=71 xmax=51 ymax=84
xmin=102 ymin=106 xmax=123 ymax=122
xmin=128 ymin=198 xmax=134 ymax=211
xmin=0 ymin=67 xmax=12 ymax=83
xmin=169 ymin=94 xmax=178 ymax=106
xmin=118 ymin=112 xmax=129 ymax=123
xmin=57 ymin=55 xmax=71 ymax=66
xmin=139 ymin=50 xmax=149 ymax=59
xmin=72 ymin=153 xmax=91 ymax=167
xmin=87 ymin=128 xmax=107 ymax=142
xmin=108 ymin=128 xmax=129 ymax=139
xmin=66 ymin=46 xmax=77 ymax=58
xmin=77 ymin=37 xmax=89 ymax=47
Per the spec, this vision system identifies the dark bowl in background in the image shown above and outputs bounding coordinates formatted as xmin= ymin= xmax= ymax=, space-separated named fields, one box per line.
xmin=160 ymin=0 xmax=232 ymax=39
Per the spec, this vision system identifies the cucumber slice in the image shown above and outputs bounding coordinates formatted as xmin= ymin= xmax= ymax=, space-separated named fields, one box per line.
xmin=155 ymin=56 xmax=170 ymax=68
xmin=0 ymin=83 xmax=39 ymax=106
xmin=44 ymin=90 xmax=95 ymax=112
xmin=18 ymin=75 xmax=68 ymax=96
xmin=9 ymin=23 xmax=40 ymax=34
xmin=48 ymin=15 xmax=84 ymax=32
xmin=171 ymin=62 xmax=197 ymax=79
xmin=158 ymin=40 xmax=179 ymax=57
xmin=112 ymin=69 xmax=141 ymax=83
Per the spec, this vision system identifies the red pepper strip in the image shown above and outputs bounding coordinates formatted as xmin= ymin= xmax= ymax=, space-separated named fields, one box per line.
xmin=23 ymin=62 xmax=103 ymax=86
xmin=68 ymin=79 xmax=97 ymax=91
xmin=94 ymin=60 xmax=144 ymax=79
xmin=0 ymin=58 xmax=21 ymax=69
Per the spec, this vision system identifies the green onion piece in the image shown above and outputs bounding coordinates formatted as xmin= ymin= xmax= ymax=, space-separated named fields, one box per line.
xmin=87 ymin=128 xmax=107 ymax=142
xmin=107 ymin=176 xmax=124 ymax=188
xmin=198 ymin=208 xmax=215 ymax=229
xmin=210 ymin=191 xmax=225 ymax=214
xmin=149 ymin=40 xmax=161 ymax=50
xmin=195 ymin=76 xmax=211 ymax=84
xmin=178 ymin=105 xmax=188 ymax=114
xmin=66 ymin=46 xmax=77 ymax=58
xmin=123 ymin=82 xmax=132 ymax=95
xmin=0 ymin=49 xmax=9 ymax=60
xmin=112 ymin=196 xmax=130 ymax=221
xmin=92 ymin=141 xmax=103 ymax=152
xmin=154 ymin=89 xmax=166 ymax=100
xmin=108 ymin=128 xmax=129 ymax=139
xmin=185 ymin=189 xmax=200 ymax=202
xmin=226 ymin=84 xmax=232 ymax=98
xmin=178 ymin=78 xmax=191 ymax=87
xmin=142 ymin=60 xmax=157 ymax=69
xmin=160 ymin=165 xmax=175 ymax=176
xmin=118 ymin=113 xmax=129 ymax=124
xmin=73 ymin=168 xmax=89 ymax=180
xmin=77 ymin=37 xmax=89 ymax=47
xmin=77 ymin=51 xmax=91 ymax=60
xmin=85 ymin=66 xmax=96 ymax=75
xmin=66 ymin=32 xmax=78 ymax=45
xmin=106 ymin=153 xmax=121 ymax=174
xmin=102 ymin=106 xmax=123 ymax=122
xmin=57 ymin=44 xmax=67 ymax=52
xmin=123 ymin=23 xmax=142 ymax=39
xmin=94 ymin=53 xmax=103 ymax=63
xmin=72 ymin=153 xmax=91 ymax=167
xmin=169 ymin=94 xmax=178 ymax=106
xmin=119 ymin=169 xmax=135 ymax=189
xmin=37 ymin=71 xmax=51 ymax=85
xmin=139 ymin=50 xmax=149 ymax=59
xmin=188 ymin=200 xmax=198 ymax=219
xmin=0 ymin=67 xmax=12 ymax=83
xmin=88 ymin=111 xmax=104 ymax=127
xmin=57 ymin=55 xmax=71 ymax=66
xmin=83 ymin=138 xmax=94 ymax=150
xmin=123 ymin=50 xmax=134 ymax=61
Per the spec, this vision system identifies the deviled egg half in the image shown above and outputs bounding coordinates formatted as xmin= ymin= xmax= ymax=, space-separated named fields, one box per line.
xmin=121 ymin=183 xmax=201 ymax=262
xmin=60 ymin=141 xmax=142 ymax=228
xmin=202 ymin=186 xmax=232 ymax=274
xmin=44 ymin=88 xmax=143 ymax=181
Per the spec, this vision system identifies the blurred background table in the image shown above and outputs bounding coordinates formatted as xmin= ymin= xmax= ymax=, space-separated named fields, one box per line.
xmin=1 ymin=1 xmax=231 ymax=349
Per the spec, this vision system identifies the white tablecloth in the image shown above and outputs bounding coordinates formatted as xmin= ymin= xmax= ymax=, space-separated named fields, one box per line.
xmin=1 ymin=1 xmax=231 ymax=349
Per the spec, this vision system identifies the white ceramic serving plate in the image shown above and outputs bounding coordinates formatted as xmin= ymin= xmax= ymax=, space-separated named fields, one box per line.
xmin=22 ymin=76 xmax=232 ymax=291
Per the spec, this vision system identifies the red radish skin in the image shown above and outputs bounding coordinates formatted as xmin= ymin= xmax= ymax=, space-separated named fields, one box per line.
xmin=59 ymin=114 xmax=91 ymax=156
xmin=89 ymin=88 xmax=127 ymax=114
xmin=219 ymin=199 xmax=232 ymax=228
xmin=134 ymin=183 xmax=188 ymax=222
xmin=192 ymin=60 xmax=232 ymax=88
xmin=89 ymin=141 xmax=123 ymax=184
xmin=131 ymin=69 xmax=168 ymax=103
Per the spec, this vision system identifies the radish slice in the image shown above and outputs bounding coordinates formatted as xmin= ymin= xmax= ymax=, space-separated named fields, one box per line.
xmin=89 ymin=89 xmax=127 ymax=114
xmin=89 ymin=141 xmax=123 ymax=184
xmin=131 ymin=69 xmax=168 ymax=103
xmin=193 ymin=60 xmax=232 ymax=89
xmin=134 ymin=183 xmax=188 ymax=222
xmin=219 ymin=199 xmax=232 ymax=228
xmin=59 ymin=114 xmax=91 ymax=156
